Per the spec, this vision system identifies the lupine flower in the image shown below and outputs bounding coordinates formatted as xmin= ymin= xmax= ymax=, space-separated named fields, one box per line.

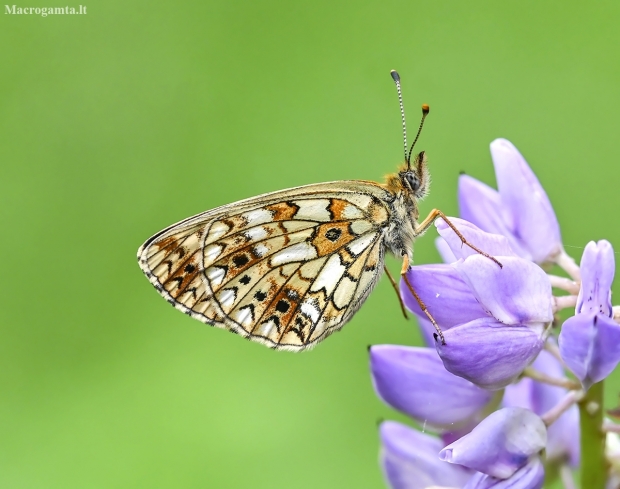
xmin=379 ymin=421 xmax=472 ymax=489
xmin=402 ymin=219 xmax=554 ymax=390
xmin=503 ymin=350 xmax=580 ymax=466
xmin=559 ymin=240 xmax=620 ymax=390
xmin=439 ymin=407 xmax=546 ymax=479
xmin=370 ymin=345 xmax=496 ymax=431
xmin=458 ymin=138 xmax=562 ymax=264
xmin=463 ymin=458 xmax=545 ymax=489
xmin=373 ymin=138 xmax=618 ymax=489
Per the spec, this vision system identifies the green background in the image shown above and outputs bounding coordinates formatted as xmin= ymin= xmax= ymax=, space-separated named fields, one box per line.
xmin=1 ymin=1 xmax=619 ymax=488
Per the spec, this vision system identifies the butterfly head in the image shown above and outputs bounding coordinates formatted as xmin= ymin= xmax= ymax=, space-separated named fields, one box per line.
xmin=398 ymin=151 xmax=430 ymax=199
xmin=390 ymin=150 xmax=430 ymax=200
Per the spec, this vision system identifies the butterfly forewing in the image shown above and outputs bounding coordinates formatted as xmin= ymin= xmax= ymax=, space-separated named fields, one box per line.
xmin=138 ymin=183 xmax=393 ymax=351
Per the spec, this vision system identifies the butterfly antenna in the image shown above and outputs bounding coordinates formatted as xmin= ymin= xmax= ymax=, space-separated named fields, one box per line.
xmin=390 ymin=70 xmax=409 ymax=168
xmin=406 ymin=104 xmax=430 ymax=166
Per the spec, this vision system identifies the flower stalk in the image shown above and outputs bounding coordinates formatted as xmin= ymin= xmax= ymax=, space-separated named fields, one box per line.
xmin=579 ymin=381 xmax=606 ymax=489
xmin=522 ymin=366 xmax=580 ymax=390
xmin=540 ymin=389 xmax=584 ymax=426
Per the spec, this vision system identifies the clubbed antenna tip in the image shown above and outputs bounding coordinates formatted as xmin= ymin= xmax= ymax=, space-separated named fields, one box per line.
xmin=390 ymin=70 xmax=400 ymax=83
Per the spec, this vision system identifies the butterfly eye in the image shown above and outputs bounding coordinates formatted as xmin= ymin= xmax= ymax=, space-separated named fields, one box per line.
xmin=404 ymin=172 xmax=420 ymax=192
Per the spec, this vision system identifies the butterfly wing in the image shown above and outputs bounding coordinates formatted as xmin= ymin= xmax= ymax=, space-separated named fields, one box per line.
xmin=137 ymin=181 xmax=393 ymax=351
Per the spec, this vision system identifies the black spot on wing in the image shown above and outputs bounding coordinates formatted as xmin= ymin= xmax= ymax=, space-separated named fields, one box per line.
xmin=233 ymin=254 xmax=250 ymax=268
xmin=276 ymin=300 xmax=290 ymax=313
xmin=325 ymin=228 xmax=342 ymax=242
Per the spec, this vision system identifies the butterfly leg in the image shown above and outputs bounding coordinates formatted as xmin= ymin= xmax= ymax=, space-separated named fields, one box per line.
xmin=383 ymin=266 xmax=408 ymax=320
xmin=417 ymin=209 xmax=503 ymax=268
xmin=400 ymin=255 xmax=446 ymax=345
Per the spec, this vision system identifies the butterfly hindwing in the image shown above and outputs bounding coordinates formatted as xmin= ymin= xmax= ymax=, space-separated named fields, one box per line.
xmin=138 ymin=183 xmax=392 ymax=351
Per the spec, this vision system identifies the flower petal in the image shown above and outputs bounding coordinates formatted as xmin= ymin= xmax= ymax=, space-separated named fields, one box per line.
xmin=415 ymin=316 xmax=439 ymax=347
xmin=503 ymin=350 xmax=580 ymax=466
xmin=577 ymin=240 xmax=615 ymax=316
xmin=435 ymin=236 xmax=457 ymax=263
xmin=458 ymin=174 xmax=506 ymax=231
xmin=380 ymin=421 xmax=471 ymax=489
xmin=402 ymin=264 xmax=487 ymax=329
xmin=370 ymin=345 xmax=494 ymax=429
xmin=464 ymin=458 xmax=545 ymax=489
xmin=435 ymin=217 xmax=517 ymax=260
xmin=457 ymin=175 xmax=531 ymax=260
xmin=439 ymin=407 xmax=546 ymax=479
xmin=490 ymin=138 xmax=562 ymax=263
xmin=559 ymin=312 xmax=620 ymax=390
xmin=436 ymin=318 xmax=545 ymax=390
xmin=454 ymin=255 xmax=553 ymax=327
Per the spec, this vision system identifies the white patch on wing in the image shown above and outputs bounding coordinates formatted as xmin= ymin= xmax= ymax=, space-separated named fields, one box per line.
xmin=242 ymin=208 xmax=274 ymax=226
xmin=270 ymin=242 xmax=317 ymax=266
xmin=245 ymin=226 xmax=268 ymax=241
xmin=255 ymin=320 xmax=276 ymax=338
xmin=357 ymin=268 xmax=378 ymax=299
xmin=206 ymin=221 xmax=230 ymax=243
xmin=301 ymin=300 xmax=320 ymax=323
xmin=234 ymin=306 xmax=253 ymax=326
xmin=347 ymin=233 xmax=376 ymax=256
xmin=342 ymin=204 xmax=364 ymax=219
xmin=292 ymin=199 xmax=331 ymax=221
xmin=253 ymin=243 xmax=269 ymax=258
xmin=311 ymin=253 xmax=346 ymax=296
xmin=333 ymin=276 xmax=357 ymax=309
xmin=203 ymin=244 xmax=223 ymax=266
xmin=350 ymin=219 xmax=373 ymax=235
xmin=217 ymin=288 xmax=236 ymax=308
xmin=345 ymin=193 xmax=372 ymax=210
xmin=206 ymin=266 xmax=226 ymax=286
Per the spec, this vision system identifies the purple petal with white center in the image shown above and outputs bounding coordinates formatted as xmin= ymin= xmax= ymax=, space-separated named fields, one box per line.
xmin=435 ymin=217 xmax=517 ymax=260
xmin=370 ymin=345 xmax=494 ymax=429
xmin=401 ymin=264 xmax=487 ymax=329
xmin=559 ymin=312 xmax=620 ymax=390
xmin=577 ymin=240 xmax=615 ymax=316
xmin=490 ymin=139 xmax=562 ymax=263
xmin=503 ymin=350 xmax=580 ymax=466
xmin=439 ymin=407 xmax=546 ymax=479
xmin=454 ymin=255 xmax=553 ymax=327
xmin=379 ymin=421 xmax=471 ymax=489
xmin=436 ymin=318 xmax=545 ymax=390
xmin=458 ymin=175 xmax=531 ymax=260
xmin=463 ymin=458 xmax=544 ymax=489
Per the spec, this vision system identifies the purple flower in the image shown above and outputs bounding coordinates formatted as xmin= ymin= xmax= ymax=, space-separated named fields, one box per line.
xmin=458 ymin=139 xmax=562 ymax=264
xmin=370 ymin=345 xmax=496 ymax=431
xmin=503 ymin=350 xmax=580 ymax=466
xmin=559 ymin=240 xmax=620 ymax=389
xmin=439 ymin=407 xmax=546 ymax=479
xmin=379 ymin=421 xmax=472 ymax=489
xmin=464 ymin=458 xmax=545 ymax=489
xmin=402 ymin=219 xmax=553 ymax=389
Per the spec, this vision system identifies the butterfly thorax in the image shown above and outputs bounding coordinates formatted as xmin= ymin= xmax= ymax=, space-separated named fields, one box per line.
xmin=381 ymin=153 xmax=430 ymax=260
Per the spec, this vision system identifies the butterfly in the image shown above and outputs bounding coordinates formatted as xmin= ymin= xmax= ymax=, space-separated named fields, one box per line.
xmin=137 ymin=71 xmax=495 ymax=351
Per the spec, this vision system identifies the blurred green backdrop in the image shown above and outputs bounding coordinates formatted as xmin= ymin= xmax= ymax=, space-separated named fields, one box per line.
xmin=1 ymin=1 xmax=620 ymax=488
